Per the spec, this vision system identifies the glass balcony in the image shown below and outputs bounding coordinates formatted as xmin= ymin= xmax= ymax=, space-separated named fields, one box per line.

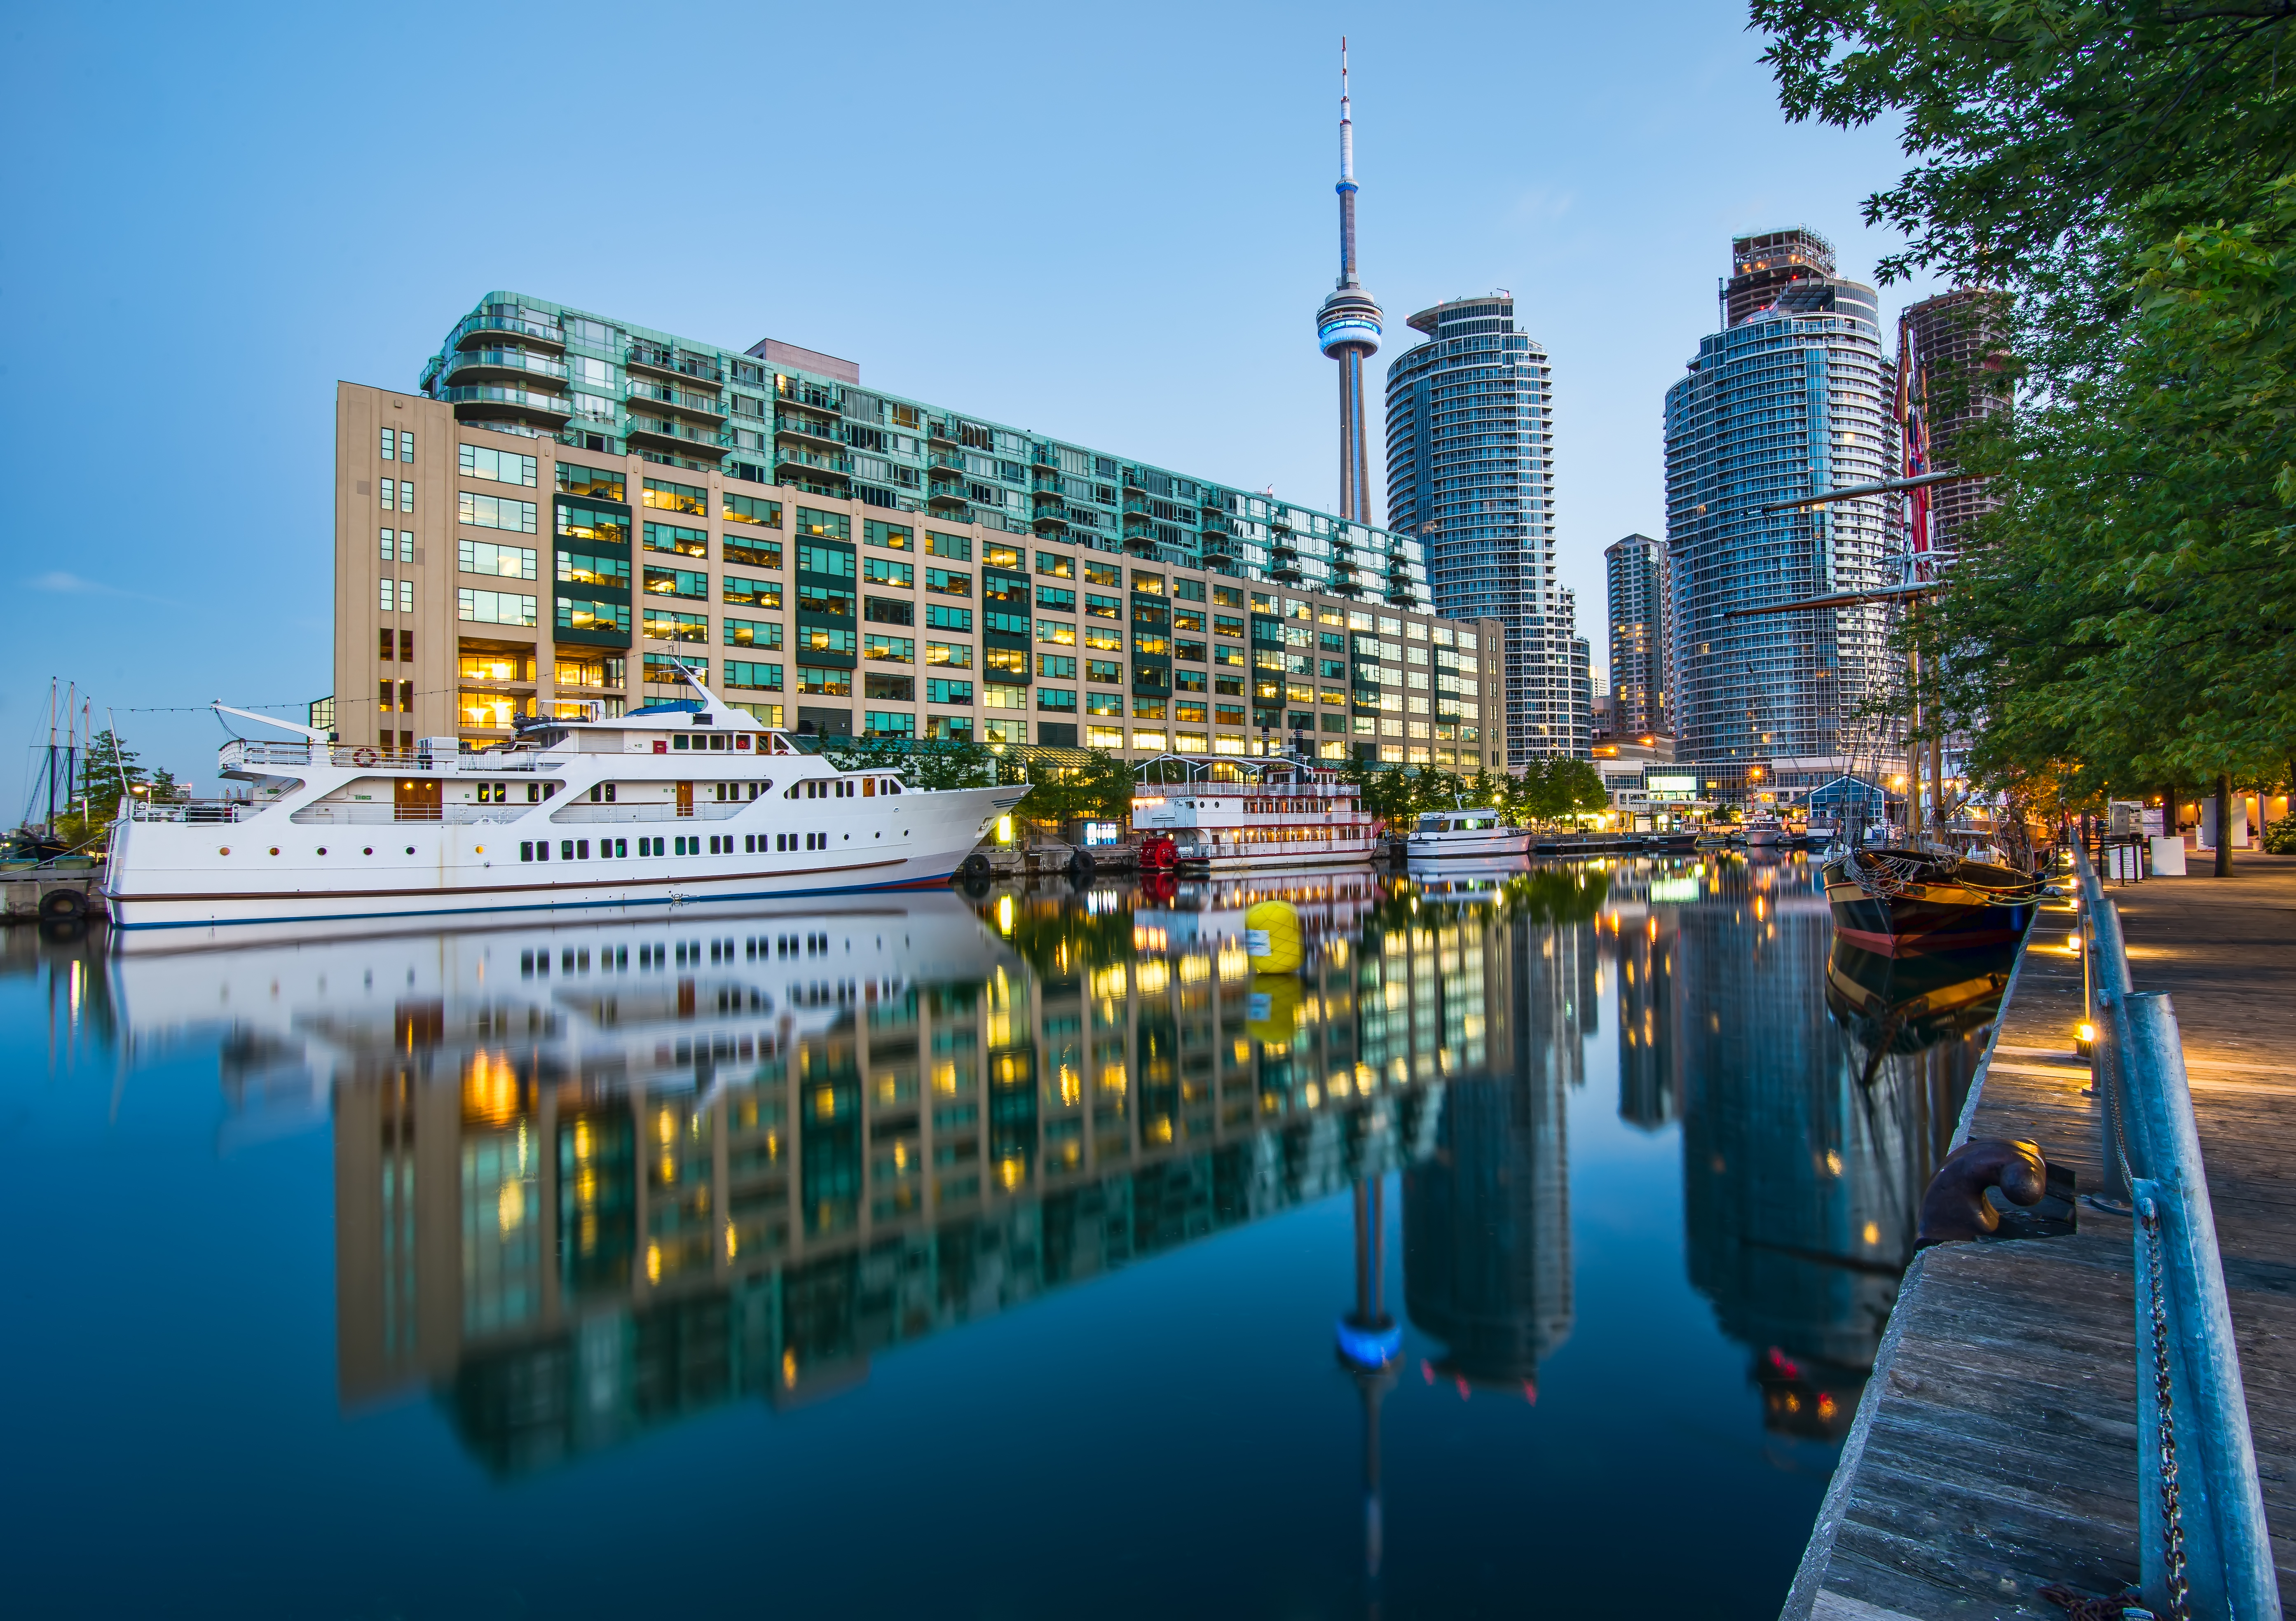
xmin=442 ymin=385 xmax=573 ymax=426
xmin=776 ymin=446 xmax=852 ymax=475
xmin=626 ymin=344 xmax=724 ymax=385
xmin=626 ymin=381 xmax=727 ymax=421
xmin=451 ymin=312 xmax=565 ymax=351
xmin=925 ymin=449 xmax=968 ymax=474
xmin=775 ymin=412 xmax=845 ymax=449
xmin=439 ymin=349 xmax=568 ymax=388
xmin=624 ymin=416 xmax=729 ymax=458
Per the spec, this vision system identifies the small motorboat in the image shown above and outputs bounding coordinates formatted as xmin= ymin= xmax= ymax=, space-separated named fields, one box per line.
xmin=1406 ymin=807 xmax=1532 ymax=860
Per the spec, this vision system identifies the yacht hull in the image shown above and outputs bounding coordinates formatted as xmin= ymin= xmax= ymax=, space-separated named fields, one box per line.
xmin=1404 ymin=829 xmax=1532 ymax=859
xmin=105 ymin=782 xmax=1015 ymax=932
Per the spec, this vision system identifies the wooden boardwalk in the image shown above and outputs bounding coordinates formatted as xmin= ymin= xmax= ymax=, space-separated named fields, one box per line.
xmin=1783 ymin=852 xmax=2296 ymax=1620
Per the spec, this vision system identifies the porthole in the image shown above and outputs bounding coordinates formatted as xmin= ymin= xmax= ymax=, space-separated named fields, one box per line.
xmin=362 ymin=847 xmax=373 ymax=855
xmin=316 ymin=847 xmax=328 ymax=856
xmin=404 ymin=846 xmax=415 ymax=855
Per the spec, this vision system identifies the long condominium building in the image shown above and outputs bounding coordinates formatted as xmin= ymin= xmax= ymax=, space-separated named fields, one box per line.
xmin=335 ymin=294 xmax=1513 ymax=770
xmin=1383 ymin=292 xmax=1584 ymax=766
xmin=1664 ymin=232 xmax=1893 ymax=764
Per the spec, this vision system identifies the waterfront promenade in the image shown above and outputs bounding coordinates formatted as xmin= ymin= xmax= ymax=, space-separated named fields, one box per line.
xmin=1785 ymin=852 xmax=2296 ymax=1619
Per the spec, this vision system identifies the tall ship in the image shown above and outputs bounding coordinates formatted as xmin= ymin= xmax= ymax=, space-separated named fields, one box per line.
xmin=104 ymin=681 xmax=1023 ymax=934
xmin=1131 ymin=758 xmax=1377 ymax=871
xmin=1820 ymin=848 xmax=2042 ymax=956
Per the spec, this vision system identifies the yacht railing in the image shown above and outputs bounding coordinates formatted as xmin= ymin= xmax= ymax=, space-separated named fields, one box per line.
xmin=548 ymin=802 xmax=752 ymax=824
xmin=124 ymin=800 xmax=263 ymax=823
xmin=2074 ymin=845 xmax=2280 ymax=1620
xmin=286 ymin=805 xmax=532 ymax=826
xmin=216 ymin=739 xmax=569 ymax=772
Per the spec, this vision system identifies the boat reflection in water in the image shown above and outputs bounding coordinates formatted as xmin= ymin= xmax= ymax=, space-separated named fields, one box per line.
xmin=1644 ymin=853 xmax=2015 ymax=1450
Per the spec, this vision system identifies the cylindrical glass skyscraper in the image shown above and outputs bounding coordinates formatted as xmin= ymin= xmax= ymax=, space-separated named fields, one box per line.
xmin=1384 ymin=294 xmax=1577 ymax=766
xmin=1664 ymin=232 xmax=1893 ymax=767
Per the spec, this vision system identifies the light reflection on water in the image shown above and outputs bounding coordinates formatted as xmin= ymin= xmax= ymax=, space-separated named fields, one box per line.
xmin=0 ymin=854 xmax=2005 ymax=1619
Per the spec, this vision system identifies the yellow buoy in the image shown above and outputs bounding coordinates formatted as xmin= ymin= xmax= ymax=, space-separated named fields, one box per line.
xmin=1245 ymin=899 xmax=1305 ymax=975
xmin=1246 ymin=974 xmax=1302 ymax=1047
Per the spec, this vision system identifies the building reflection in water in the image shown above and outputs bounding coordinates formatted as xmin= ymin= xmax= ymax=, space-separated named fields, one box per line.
xmin=116 ymin=876 xmax=1521 ymax=1474
xmin=93 ymin=851 xmax=1998 ymax=1502
xmin=1401 ymin=870 xmax=1602 ymax=1401
xmin=1652 ymin=854 xmax=2010 ymax=1444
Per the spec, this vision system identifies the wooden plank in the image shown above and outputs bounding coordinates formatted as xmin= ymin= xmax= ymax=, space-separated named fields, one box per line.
xmin=1785 ymin=854 xmax=2296 ymax=1617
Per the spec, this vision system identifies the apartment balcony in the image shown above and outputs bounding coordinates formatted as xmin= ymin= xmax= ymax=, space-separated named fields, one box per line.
xmin=1031 ymin=508 xmax=1069 ymax=534
xmin=624 ymin=415 xmax=728 ymax=458
xmin=443 ymin=385 xmax=573 ymax=428
xmin=451 ymin=311 xmax=564 ymax=351
xmin=774 ymin=411 xmax=844 ymax=449
xmin=438 ymin=349 xmax=568 ymax=388
xmin=783 ymin=381 xmax=839 ymax=412
xmin=925 ymin=449 xmax=968 ymax=475
xmin=775 ymin=445 xmax=852 ymax=476
xmin=1030 ymin=473 xmax=1066 ymax=496
xmin=1031 ymin=442 xmax=1059 ymax=471
xmin=926 ymin=418 xmax=963 ymax=447
xmin=627 ymin=381 xmax=728 ymax=423
xmin=1120 ymin=468 xmax=1146 ymax=494
xmin=626 ymin=343 xmax=724 ymax=386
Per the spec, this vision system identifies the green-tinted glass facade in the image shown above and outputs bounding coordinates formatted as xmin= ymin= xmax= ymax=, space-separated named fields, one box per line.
xmin=420 ymin=292 xmax=1430 ymax=608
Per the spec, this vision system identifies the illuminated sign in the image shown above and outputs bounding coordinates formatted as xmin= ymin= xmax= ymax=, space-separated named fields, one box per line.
xmin=1647 ymin=774 xmax=1697 ymax=801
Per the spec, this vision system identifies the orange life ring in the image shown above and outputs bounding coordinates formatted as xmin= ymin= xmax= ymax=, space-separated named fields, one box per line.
xmin=352 ymin=747 xmax=378 ymax=766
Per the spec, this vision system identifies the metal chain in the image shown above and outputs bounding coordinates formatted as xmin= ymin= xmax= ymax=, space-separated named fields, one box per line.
xmin=2141 ymin=1198 xmax=2193 ymax=1621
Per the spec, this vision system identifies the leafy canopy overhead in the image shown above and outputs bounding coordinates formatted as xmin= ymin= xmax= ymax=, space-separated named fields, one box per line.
xmin=1755 ymin=0 xmax=2296 ymax=804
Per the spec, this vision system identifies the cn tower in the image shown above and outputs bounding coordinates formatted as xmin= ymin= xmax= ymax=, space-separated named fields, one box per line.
xmin=1317 ymin=38 xmax=1382 ymax=522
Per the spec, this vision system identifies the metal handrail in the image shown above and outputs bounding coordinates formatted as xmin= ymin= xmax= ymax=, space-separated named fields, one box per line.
xmin=286 ymin=805 xmax=531 ymax=826
xmin=2074 ymin=845 xmax=2280 ymax=1620
xmin=548 ymin=801 xmax=752 ymax=824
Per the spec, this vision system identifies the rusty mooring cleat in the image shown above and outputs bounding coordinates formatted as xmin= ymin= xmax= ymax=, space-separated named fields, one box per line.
xmin=1916 ymin=1137 xmax=2048 ymax=1247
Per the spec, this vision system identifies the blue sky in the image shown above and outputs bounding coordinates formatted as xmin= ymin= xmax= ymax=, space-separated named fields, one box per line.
xmin=0 ymin=0 xmax=1941 ymax=801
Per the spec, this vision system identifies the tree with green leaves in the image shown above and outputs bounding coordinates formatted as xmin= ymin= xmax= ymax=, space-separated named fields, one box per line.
xmin=1756 ymin=0 xmax=2296 ymax=872
xmin=77 ymin=730 xmax=146 ymax=814
xmin=1014 ymin=749 xmax=1133 ymax=828
xmin=1342 ymin=759 xmax=1418 ymax=830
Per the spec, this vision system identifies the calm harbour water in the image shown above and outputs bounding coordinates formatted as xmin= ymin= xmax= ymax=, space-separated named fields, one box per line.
xmin=0 ymin=855 xmax=2004 ymax=1620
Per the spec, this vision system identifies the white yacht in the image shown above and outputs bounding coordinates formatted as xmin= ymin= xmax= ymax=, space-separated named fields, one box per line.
xmin=1743 ymin=810 xmax=1785 ymax=848
xmin=1405 ymin=807 xmax=1531 ymax=860
xmin=105 ymin=680 xmax=1024 ymax=934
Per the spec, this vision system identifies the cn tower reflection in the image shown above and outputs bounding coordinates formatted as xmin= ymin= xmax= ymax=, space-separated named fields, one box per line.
xmin=1335 ymin=1174 xmax=1401 ymax=1616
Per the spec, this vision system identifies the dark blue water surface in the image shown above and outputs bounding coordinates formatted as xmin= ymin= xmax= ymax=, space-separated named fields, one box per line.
xmin=0 ymin=856 xmax=1998 ymax=1619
